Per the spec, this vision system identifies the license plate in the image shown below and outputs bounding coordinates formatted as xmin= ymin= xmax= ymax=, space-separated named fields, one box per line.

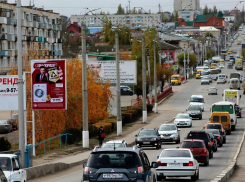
xmin=103 ymin=174 xmax=123 ymax=179
xmin=143 ymin=142 xmax=150 ymax=144
xmin=169 ymin=163 xmax=181 ymax=166
xmin=164 ymin=137 xmax=170 ymax=139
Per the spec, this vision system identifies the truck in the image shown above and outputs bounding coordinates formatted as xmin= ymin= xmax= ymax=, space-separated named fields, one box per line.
xmin=242 ymin=44 xmax=245 ymax=49
xmin=212 ymin=56 xmax=221 ymax=63
xmin=223 ymin=89 xmax=241 ymax=105
xmin=0 ymin=154 xmax=27 ymax=182
xmin=230 ymin=72 xmax=243 ymax=83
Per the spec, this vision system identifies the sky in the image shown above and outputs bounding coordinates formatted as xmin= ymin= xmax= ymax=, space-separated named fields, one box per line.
xmin=7 ymin=0 xmax=245 ymax=17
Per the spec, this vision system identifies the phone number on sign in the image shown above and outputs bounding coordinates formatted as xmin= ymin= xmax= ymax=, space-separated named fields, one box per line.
xmin=0 ymin=88 xmax=18 ymax=93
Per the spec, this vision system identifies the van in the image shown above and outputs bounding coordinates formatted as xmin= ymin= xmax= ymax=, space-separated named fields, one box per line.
xmin=243 ymin=82 xmax=245 ymax=94
xmin=171 ymin=74 xmax=182 ymax=85
xmin=229 ymin=78 xmax=241 ymax=90
xmin=196 ymin=69 xmax=203 ymax=79
xmin=210 ymin=112 xmax=231 ymax=135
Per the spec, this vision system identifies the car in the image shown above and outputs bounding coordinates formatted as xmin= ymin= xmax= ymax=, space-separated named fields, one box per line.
xmin=180 ymin=139 xmax=209 ymax=166
xmin=235 ymin=105 xmax=242 ymax=118
xmin=203 ymin=129 xmax=223 ymax=147
xmin=217 ymin=77 xmax=226 ymax=84
xmin=229 ymin=78 xmax=241 ymax=90
xmin=207 ymin=133 xmax=218 ymax=152
xmin=186 ymin=105 xmax=202 ymax=120
xmin=227 ymin=62 xmax=233 ymax=69
xmin=201 ymin=76 xmax=212 ymax=83
xmin=101 ymin=140 xmax=127 ymax=148
xmin=156 ymin=148 xmax=199 ymax=181
xmin=235 ymin=64 xmax=243 ymax=70
xmin=218 ymin=74 xmax=227 ymax=82
xmin=189 ymin=95 xmax=205 ymax=111
xmin=0 ymin=120 xmax=12 ymax=133
xmin=174 ymin=113 xmax=192 ymax=127
xmin=135 ymin=128 xmax=161 ymax=149
xmin=121 ymin=86 xmax=134 ymax=96
xmin=219 ymin=63 xmax=225 ymax=69
xmin=208 ymin=87 xmax=218 ymax=95
xmin=0 ymin=154 xmax=26 ymax=182
xmin=201 ymin=77 xmax=210 ymax=85
xmin=204 ymin=123 xmax=226 ymax=144
xmin=82 ymin=145 xmax=158 ymax=182
xmin=158 ymin=124 xmax=181 ymax=144
xmin=185 ymin=130 xmax=214 ymax=159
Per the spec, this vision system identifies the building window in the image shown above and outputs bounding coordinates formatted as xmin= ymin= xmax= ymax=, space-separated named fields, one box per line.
xmin=213 ymin=20 xmax=215 ymax=25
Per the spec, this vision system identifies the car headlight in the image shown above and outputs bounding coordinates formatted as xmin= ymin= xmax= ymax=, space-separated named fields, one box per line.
xmin=151 ymin=138 xmax=157 ymax=141
xmin=136 ymin=138 xmax=142 ymax=141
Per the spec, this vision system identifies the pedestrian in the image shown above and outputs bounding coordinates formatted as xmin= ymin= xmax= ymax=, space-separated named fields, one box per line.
xmin=98 ymin=126 xmax=105 ymax=147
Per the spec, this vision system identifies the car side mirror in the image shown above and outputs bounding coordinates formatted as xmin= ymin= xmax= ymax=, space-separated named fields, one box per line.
xmin=202 ymin=126 xmax=205 ymax=129
xmin=151 ymin=162 xmax=159 ymax=168
xmin=135 ymin=135 xmax=138 ymax=137
xmin=176 ymin=147 xmax=180 ymax=149
xmin=83 ymin=162 xmax=87 ymax=168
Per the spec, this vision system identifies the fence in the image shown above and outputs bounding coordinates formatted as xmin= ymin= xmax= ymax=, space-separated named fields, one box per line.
xmin=148 ymin=86 xmax=172 ymax=104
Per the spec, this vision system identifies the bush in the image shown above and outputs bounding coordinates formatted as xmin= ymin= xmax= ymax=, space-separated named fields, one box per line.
xmin=122 ymin=112 xmax=133 ymax=124
xmin=93 ymin=122 xmax=113 ymax=134
xmin=79 ymin=124 xmax=99 ymax=138
xmin=0 ymin=137 xmax=11 ymax=151
xmin=61 ymin=128 xmax=82 ymax=145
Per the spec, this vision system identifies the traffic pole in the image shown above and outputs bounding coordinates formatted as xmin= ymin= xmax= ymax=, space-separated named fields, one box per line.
xmin=142 ymin=36 xmax=147 ymax=123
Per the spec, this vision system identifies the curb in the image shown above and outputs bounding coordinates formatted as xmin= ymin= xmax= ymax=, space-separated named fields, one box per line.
xmin=26 ymin=91 xmax=174 ymax=180
xmin=210 ymin=128 xmax=245 ymax=182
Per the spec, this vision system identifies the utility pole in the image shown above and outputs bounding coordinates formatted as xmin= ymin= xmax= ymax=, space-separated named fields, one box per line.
xmin=187 ymin=44 xmax=190 ymax=78
xmin=183 ymin=45 xmax=186 ymax=82
xmin=142 ymin=36 xmax=147 ymax=123
xmin=154 ymin=40 xmax=157 ymax=113
xmin=115 ymin=31 xmax=122 ymax=136
xmin=147 ymin=46 xmax=152 ymax=104
xmin=82 ymin=24 xmax=89 ymax=148
xmin=17 ymin=0 xmax=25 ymax=167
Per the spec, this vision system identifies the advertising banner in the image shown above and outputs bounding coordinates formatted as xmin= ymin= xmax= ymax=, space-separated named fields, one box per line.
xmin=224 ymin=91 xmax=237 ymax=103
xmin=31 ymin=60 xmax=67 ymax=110
xmin=0 ymin=76 xmax=22 ymax=110
xmin=87 ymin=60 xmax=137 ymax=85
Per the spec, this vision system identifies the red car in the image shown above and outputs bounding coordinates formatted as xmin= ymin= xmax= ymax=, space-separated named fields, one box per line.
xmin=180 ymin=139 xmax=209 ymax=166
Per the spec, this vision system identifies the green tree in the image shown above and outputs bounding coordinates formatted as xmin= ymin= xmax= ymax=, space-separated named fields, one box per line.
xmin=177 ymin=53 xmax=197 ymax=67
xmin=107 ymin=25 xmax=131 ymax=45
xmin=213 ymin=6 xmax=218 ymax=15
xmin=172 ymin=11 xmax=178 ymax=22
xmin=101 ymin=15 xmax=112 ymax=42
xmin=203 ymin=5 xmax=208 ymax=15
xmin=207 ymin=49 xmax=215 ymax=59
xmin=116 ymin=4 xmax=125 ymax=14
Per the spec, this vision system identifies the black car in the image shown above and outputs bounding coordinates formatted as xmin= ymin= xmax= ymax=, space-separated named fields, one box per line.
xmin=203 ymin=129 xmax=223 ymax=147
xmin=185 ymin=130 xmax=214 ymax=159
xmin=235 ymin=105 xmax=242 ymax=118
xmin=186 ymin=105 xmax=202 ymax=120
xmin=204 ymin=123 xmax=226 ymax=144
xmin=120 ymin=86 xmax=134 ymax=96
xmin=207 ymin=133 xmax=218 ymax=152
xmin=82 ymin=146 xmax=158 ymax=182
xmin=135 ymin=128 xmax=161 ymax=149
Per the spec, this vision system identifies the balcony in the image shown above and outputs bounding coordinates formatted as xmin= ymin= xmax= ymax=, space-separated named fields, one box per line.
xmin=21 ymin=19 xmax=27 ymax=27
xmin=13 ymin=18 xmax=17 ymax=25
xmin=15 ymin=50 xmax=17 ymax=56
xmin=33 ymin=21 xmax=39 ymax=28
xmin=48 ymin=37 xmax=54 ymax=43
xmin=38 ymin=36 xmax=44 ymax=42
xmin=53 ymin=38 xmax=57 ymax=43
xmin=0 ymin=17 xmax=7 ymax=24
xmin=8 ymin=50 xmax=15 ymax=57
xmin=27 ymin=21 xmax=33 ymax=27
xmin=53 ymin=25 xmax=58 ymax=31
xmin=27 ymin=36 xmax=34 ymax=42
xmin=34 ymin=36 xmax=38 ymax=42
xmin=0 ymin=51 xmax=8 ymax=57
xmin=7 ymin=18 xmax=14 ymax=25
xmin=7 ymin=34 xmax=15 ymax=41
xmin=1 ymin=34 xmax=7 ymax=40
xmin=58 ymin=50 xmax=63 ymax=56
xmin=43 ymin=23 xmax=48 ymax=29
xmin=22 ymin=35 xmax=26 ymax=41
xmin=58 ymin=24 xmax=62 ymax=31
xmin=39 ymin=23 xmax=44 ymax=29
xmin=48 ymin=24 xmax=52 ymax=29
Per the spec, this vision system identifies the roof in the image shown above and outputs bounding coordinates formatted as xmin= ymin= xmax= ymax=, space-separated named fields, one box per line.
xmin=186 ymin=21 xmax=194 ymax=26
xmin=181 ymin=36 xmax=198 ymax=43
xmin=212 ymin=101 xmax=235 ymax=105
xmin=93 ymin=145 xmax=141 ymax=152
xmin=194 ymin=14 xmax=213 ymax=22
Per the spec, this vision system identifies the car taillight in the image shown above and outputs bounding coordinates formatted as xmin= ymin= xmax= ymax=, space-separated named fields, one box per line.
xmin=183 ymin=161 xmax=193 ymax=166
xmin=217 ymin=136 xmax=220 ymax=139
xmin=84 ymin=167 xmax=89 ymax=174
xmin=231 ymin=119 xmax=234 ymax=123
xmin=4 ymin=125 xmax=8 ymax=127
xmin=208 ymin=142 xmax=211 ymax=147
xmin=212 ymin=141 xmax=214 ymax=144
xmin=138 ymin=166 xmax=143 ymax=173
xmin=239 ymin=110 xmax=241 ymax=113
xmin=157 ymin=161 xmax=167 ymax=166
xmin=202 ymin=149 xmax=207 ymax=154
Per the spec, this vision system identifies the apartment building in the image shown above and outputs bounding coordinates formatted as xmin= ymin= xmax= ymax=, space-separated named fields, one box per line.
xmin=0 ymin=2 xmax=63 ymax=73
xmin=70 ymin=14 xmax=162 ymax=27
xmin=174 ymin=0 xmax=201 ymax=12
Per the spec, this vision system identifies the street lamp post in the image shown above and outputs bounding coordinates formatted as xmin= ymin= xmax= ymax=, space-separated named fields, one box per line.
xmin=183 ymin=44 xmax=186 ymax=82
xmin=153 ymin=40 xmax=157 ymax=113
xmin=142 ymin=36 xmax=147 ymax=123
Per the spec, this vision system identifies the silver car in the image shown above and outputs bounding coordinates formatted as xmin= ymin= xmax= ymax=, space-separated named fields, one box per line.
xmin=0 ymin=120 xmax=12 ymax=133
xmin=217 ymin=77 xmax=226 ymax=84
xmin=174 ymin=113 xmax=192 ymax=127
xmin=208 ymin=87 xmax=218 ymax=95
xmin=158 ymin=124 xmax=180 ymax=144
xmin=201 ymin=77 xmax=210 ymax=85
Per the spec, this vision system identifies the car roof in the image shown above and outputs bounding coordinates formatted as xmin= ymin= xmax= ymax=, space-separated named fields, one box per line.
xmin=209 ymin=87 xmax=217 ymax=89
xmin=182 ymin=139 xmax=204 ymax=143
xmin=105 ymin=140 xmax=125 ymax=144
xmin=140 ymin=128 xmax=156 ymax=131
xmin=93 ymin=145 xmax=141 ymax=153
xmin=0 ymin=154 xmax=16 ymax=158
xmin=160 ymin=123 xmax=176 ymax=126
xmin=207 ymin=123 xmax=222 ymax=126
xmin=212 ymin=101 xmax=235 ymax=106
xmin=189 ymin=130 xmax=206 ymax=133
xmin=190 ymin=95 xmax=203 ymax=98
xmin=163 ymin=148 xmax=191 ymax=151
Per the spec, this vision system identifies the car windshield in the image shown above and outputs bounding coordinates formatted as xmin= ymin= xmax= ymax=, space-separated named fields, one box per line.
xmin=102 ymin=143 xmax=125 ymax=148
xmin=0 ymin=157 xmax=12 ymax=171
xmin=159 ymin=125 xmax=176 ymax=131
xmin=160 ymin=150 xmax=191 ymax=158
xmin=188 ymin=106 xmax=200 ymax=111
xmin=171 ymin=77 xmax=179 ymax=80
xmin=186 ymin=133 xmax=207 ymax=140
xmin=138 ymin=130 xmax=157 ymax=136
xmin=190 ymin=98 xmax=204 ymax=103
xmin=212 ymin=105 xmax=234 ymax=114
xmin=181 ymin=141 xmax=204 ymax=148
xmin=204 ymin=130 xmax=219 ymax=135
xmin=87 ymin=152 xmax=141 ymax=168
xmin=202 ymin=77 xmax=209 ymax=80
xmin=0 ymin=120 xmax=7 ymax=124
xmin=209 ymin=88 xmax=216 ymax=91
xmin=219 ymin=75 xmax=225 ymax=78
xmin=176 ymin=114 xmax=189 ymax=119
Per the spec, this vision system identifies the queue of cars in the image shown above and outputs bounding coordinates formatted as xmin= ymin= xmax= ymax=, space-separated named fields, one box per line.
xmin=0 ymin=114 xmax=19 ymax=134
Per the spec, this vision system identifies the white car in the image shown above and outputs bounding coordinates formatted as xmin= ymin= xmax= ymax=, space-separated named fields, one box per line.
xmin=174 ymin=113 xmax=192 ymax=127
xmin=0 ymin=154 xmax=26 ymax=182
xmin=189 ymin=95 xmax=205 ymax=112
xmin=156 ymin=148 xmax=199 ymax=181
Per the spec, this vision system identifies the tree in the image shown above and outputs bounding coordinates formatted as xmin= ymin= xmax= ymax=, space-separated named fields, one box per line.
xmin=131 ymin=8 xmax=137 ymax=14
xmin=213 ymin=6 xmax=218 ymax=15
xmin=120 ymin=48 xmax=131 ymax=60
xmin=172 ymin=11 xmax=178 ymax=22
xmin=116 ymin=4 xmax=125 ymax=15
xmin=177 ymin=53 xmax=197 ymax=67
xmin=203 ymin=5 xmax=208 ymax=15
xmin=207 ymin=49 xmax=215 ymax=59
xmin=108 ymin=25 xmax=131 ymax=45
xmin=101 ymin=15 xmax=112 ymax=42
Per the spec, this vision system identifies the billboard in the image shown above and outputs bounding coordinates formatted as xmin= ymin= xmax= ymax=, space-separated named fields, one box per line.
xmin=0 ymin=75 xmax=25 ymax=110
xmin=87 ymin=60 xmax=137 ymax=85
xmin=31 ymin=60 xmax=67 ymax=110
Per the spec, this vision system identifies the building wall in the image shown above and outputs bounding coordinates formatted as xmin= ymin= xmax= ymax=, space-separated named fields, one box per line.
xmin=194 ymin=16 xmax=224 ymax=27
xmin=174 ymin=0 xmax=200 ymax=12
xmin=70 ymin=14 xmax=162 ymax=27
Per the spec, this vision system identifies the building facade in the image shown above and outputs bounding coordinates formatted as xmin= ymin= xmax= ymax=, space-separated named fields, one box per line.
xmin=224 ymin=16 xmax=235 ymax=22
xmin=70 ymin=14 xmax=162 ymax=28
xmin=174 ymin=0 xmax=201 ymax=12
xmin=0 ymin=2 xmax=63 ymax=73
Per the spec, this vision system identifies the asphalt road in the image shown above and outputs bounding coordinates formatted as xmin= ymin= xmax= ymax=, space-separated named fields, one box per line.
xmin=31 ymin=35 xmax=245 ymax=182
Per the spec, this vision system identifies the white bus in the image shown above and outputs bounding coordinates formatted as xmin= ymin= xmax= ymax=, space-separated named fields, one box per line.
xmin=211 ymin=101 xmax=237 ymax=131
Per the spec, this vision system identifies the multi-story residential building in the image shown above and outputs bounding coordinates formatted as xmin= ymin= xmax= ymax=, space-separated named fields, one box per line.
xmin=70 ymin=14 xmax=162 ymax=28
xmin=174 ymin=0 xmax=201 ymax=12
xmin=224 ymin=15 xmax=235 ymax=22
xmin=0 ymin=2 xmax=63 ymax=73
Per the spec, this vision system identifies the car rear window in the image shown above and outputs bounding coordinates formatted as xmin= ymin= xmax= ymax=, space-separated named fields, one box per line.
xmin=87 ymin=152 xmax=141 ymax=168
xmin=213 ymin=116 xmax=219 ymax=122
xmin=221 ymin=116 xmax=227 ymax=122
xmin=186 ymin=133 xmax=207 ymax=140
xmin=160 ymin=150 xmax=191 ymax=158
xmin=207 ymin=124 xmax=221 ymax=129
xmin=181 ymin=141 xmax=204 ymax=148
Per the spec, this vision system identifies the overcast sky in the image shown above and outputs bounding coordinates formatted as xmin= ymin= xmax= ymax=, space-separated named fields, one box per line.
xmin=7 ymin=0 xmax=245 ymax=17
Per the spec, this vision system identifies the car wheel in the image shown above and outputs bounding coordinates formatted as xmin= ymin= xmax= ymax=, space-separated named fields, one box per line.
xmin=204 ymin=159 xmax=209 ymax=166
xmin=156 ymin=175 xmax=163 ymax=181
xmin=191 ymin=171 xmax=198 ymax=181
xmin=219 ymin=143 xmax=223 ymax=147
xmin=176 ymin=138 xmax=180 ymax=144
xmin=209 ymin=151 xmax=213 ymax=159
xmin=223 ymin=137 xmax=226 ymax=144
xmin=159 ymin=142 xmax=162 ymax=149
xmin=156 ymin=142 xmax=160 ymax=149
